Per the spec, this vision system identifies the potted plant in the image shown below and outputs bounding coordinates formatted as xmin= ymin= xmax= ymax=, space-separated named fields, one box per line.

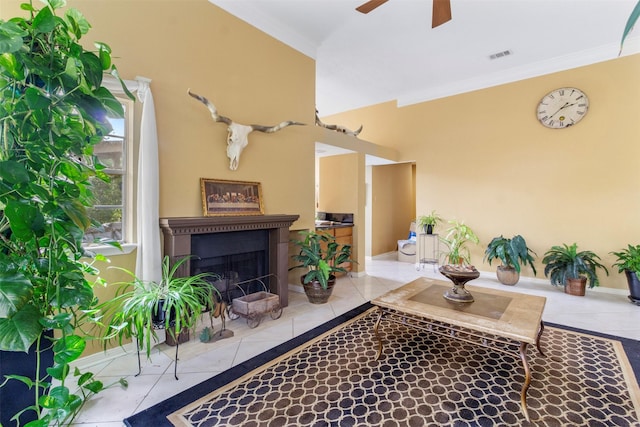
xmin=484 ymin=235 xmax=537 ymax=285
xmin=542 ymin=243 xmax=609 ymax=296
xmin=417 ymin=210 xmax=443 ymax=234
xmin=102 ymin=256 xmax=220 ymax=356
xmin=290 ymin=230 xmax=355 ymax=304
xmin=440 ymin=220 xmax=479 ymax=265
xmin=0 ymin=1 xmax=130 ymax=425
xmin=610 ymin=244 xmax=640 ymax=305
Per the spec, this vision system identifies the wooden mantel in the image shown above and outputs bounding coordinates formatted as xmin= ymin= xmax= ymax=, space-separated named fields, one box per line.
xmin=159 ymin=215 xmax=299 ymax=307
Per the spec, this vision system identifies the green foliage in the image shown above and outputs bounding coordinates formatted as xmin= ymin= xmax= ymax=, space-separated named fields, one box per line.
xmin=289 ymin=230 xmax=355 ymax=289
xmin=0 ymin=1 xmax=131 ymax=424
xmin=610 ymin=244 xmax=640 ymax=274
xmin=542 ymin=243 xmax=609 ymax=289
xmin=100 ymin=256 xmax=220 ymax=358
xmin=440 ymin=220 xmax=479 ymax=265
xmin=484 ymin=235 xmax=537 ymax=275
xmin=417 ymin=210 xmax=443 ymax=232
xmin=620 ymin=0 xmax=640 ymax=53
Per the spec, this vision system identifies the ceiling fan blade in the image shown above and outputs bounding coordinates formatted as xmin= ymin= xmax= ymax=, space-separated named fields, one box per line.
xmin=356 ymin=0 xmax=389 ymax=14
xmin=432 ymin=0 xmax=452 ymax=28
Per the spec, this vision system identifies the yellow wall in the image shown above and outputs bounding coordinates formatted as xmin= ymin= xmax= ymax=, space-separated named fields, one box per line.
xmin=0 ymin=0 xmax=319 ymax=227
xmin=0 ymin=0 xmax=318 ymax=224
xmin=370 ymin=163 xmax=415 ymax=255
xmin=85 ymin=252 xmax=138 ymax=354
xmin=0 ymin=0 xmax=318 ymax=355
xmin=317 ymin=153 xmax=365 ymax=271
xmin=325 ymin=54 xmax=640 ymax=290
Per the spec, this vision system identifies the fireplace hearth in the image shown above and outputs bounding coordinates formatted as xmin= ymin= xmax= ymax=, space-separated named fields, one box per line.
xmin=159 ymin=215 xmax=299 ymax=307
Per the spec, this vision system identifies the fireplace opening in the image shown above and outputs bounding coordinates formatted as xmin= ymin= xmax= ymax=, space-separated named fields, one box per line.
xmin=190 ymin=229 xmax=269 ymax=302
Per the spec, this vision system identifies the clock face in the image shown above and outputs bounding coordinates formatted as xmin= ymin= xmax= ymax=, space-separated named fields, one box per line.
xmin=536 ymin=87 xmax=589 ymax=129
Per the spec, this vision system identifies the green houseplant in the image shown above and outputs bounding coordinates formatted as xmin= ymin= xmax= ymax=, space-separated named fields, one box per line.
xmin=0 ymin=1 xmax=130 ymax=425
xmin=610 ymin=244 xmax=640 ymax=305
xmin=542 ymin=243 xmax=609 ymax=296
xmin=102 ymin=256 xmax=220 ymax=357
xmin=417 ymin=210 xmax=443 ymax=234
xmin=290 ymin=230 xmax=354 ymax=304
xmin=440 ymin=220 xmax=479 ymax=265
xmin=484 ymin=235 xmax=537 ymax=285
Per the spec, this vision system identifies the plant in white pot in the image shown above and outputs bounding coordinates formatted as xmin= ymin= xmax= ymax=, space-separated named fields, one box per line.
xmin=484 ymin=235 xmax=537 ymax=285
xmin=290 ymin=230 xmax=354 ymax=304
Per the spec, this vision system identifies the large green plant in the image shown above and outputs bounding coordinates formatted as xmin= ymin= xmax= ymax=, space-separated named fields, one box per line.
xmin=290 ymin=230 xmax=354 ymax=289
xmin=484 ymin=234 xmax=537 ymax=275
xmin=611 ymin=244 xmax=640 ymax=274
xmin=440 ymin=220 xmax=479 ymax=265
xmin=0 ymin=0 xmax=130 ymax=424
xmin=542 ymin=243 xmax=609 ymax=288
xmin=101 ymin=256 xmax=219 ymax=357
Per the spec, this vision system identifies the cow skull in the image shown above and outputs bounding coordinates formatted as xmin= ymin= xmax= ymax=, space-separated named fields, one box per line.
xmin=315 ymin=109 xmax=363 ymax=137
xmin=188 ymin=90 xmax=304 ymax=170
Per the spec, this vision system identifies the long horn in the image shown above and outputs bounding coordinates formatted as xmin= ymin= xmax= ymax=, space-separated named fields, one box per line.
xmin=251 ymin=121 xmax=305 ymax=133
xmin=187 ymin=89 xmax=232 ymax=125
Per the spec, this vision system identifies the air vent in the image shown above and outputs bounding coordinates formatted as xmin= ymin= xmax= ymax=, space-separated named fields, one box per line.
xmin=489 ymin=49 xmax=513 ymax=60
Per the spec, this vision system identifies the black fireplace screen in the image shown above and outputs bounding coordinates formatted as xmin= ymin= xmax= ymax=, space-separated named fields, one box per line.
xmin=190 ymin=230 xmax=269 ymax=303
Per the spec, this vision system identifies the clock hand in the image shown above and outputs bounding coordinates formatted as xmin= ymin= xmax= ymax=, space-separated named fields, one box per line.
xmin=549 ymin=101 xmax=578 ymax=118
xmin=548 ymin=102 xmax=568 ymax=118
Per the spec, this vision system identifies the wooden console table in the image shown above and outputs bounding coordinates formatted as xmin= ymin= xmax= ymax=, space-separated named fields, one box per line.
xmin=371 ymin=277 xmax=546 ymax=422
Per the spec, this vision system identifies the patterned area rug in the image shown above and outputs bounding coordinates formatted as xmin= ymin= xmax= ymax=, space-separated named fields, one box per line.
xmin=124 ymin=304 xmax=640 ymax=427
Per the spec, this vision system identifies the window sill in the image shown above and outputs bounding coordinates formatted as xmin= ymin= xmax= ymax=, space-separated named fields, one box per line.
xmin=83 ymin=243 xmax=137 ymax=257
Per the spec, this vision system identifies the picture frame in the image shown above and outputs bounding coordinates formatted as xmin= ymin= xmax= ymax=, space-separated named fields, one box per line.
xmin=200 ymin=178 xmax=264 ymax=216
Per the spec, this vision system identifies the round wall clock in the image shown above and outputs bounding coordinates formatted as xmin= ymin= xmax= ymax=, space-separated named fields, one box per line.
xmin=536 ymin=87 xmax=589 ymax=129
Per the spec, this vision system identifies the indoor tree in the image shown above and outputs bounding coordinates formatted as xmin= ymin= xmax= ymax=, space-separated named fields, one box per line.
xmin=0 ymin=0 xmax=131 ymax=425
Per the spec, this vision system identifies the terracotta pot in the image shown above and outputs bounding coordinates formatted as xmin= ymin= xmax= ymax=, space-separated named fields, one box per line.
xmin=496 ymin=265 xmax=519 ymax=286
xmin=301 ymin=275 xmax=336 ymax=304
xmin=565 ymin=277 xmax=587 ymax=296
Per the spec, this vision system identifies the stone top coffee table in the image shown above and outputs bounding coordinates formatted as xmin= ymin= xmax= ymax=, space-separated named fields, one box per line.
xmin=371 ymin=277 xmax=546 ymax=422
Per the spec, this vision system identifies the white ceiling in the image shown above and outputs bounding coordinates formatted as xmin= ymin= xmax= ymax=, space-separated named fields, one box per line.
xmin=209 ymin=0 xmax=639 ymax=116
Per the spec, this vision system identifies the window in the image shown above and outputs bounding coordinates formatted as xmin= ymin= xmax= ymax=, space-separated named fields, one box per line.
xmin=84 ymin=99 xmax=134 ymax=245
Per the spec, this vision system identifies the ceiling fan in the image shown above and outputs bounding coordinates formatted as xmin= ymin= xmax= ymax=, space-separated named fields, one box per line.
xmin=356 ymin=0 xmax=452 ymax=28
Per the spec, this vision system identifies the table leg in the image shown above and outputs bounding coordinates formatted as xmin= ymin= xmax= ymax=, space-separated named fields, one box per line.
xmin=535 ymin=321 xmax=545 ymax=356
xmin=374 ymin=307 xmax=384 ymax=360
xmin=519 ymin=342 xmax=531 ymax=422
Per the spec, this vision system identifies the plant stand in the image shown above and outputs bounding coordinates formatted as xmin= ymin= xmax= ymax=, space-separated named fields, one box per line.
xmin=417 ymin=233 xmax=439 ymax=271
xmin=135 ymin=322 xmax=180 ymax=380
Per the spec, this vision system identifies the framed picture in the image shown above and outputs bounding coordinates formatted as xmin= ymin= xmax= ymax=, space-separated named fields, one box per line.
xmin=200 ymin=178 xmax=264 ymax=216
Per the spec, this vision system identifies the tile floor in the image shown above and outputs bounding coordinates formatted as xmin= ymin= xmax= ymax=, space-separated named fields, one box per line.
xmin=70 ymin=253 xmax=640 ymax=426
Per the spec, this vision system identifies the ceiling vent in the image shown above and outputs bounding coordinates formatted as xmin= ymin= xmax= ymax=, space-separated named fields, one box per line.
xmin=489 ymin=50 xmax=513 ymax=60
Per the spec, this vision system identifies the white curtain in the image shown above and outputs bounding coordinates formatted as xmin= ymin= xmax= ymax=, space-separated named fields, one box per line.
xmin=103 ymin=76 xmax=162 ymax=284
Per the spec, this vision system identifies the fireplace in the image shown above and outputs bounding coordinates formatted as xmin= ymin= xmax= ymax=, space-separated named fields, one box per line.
xmin=159 ymin=215 xmax=299 ymax=307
